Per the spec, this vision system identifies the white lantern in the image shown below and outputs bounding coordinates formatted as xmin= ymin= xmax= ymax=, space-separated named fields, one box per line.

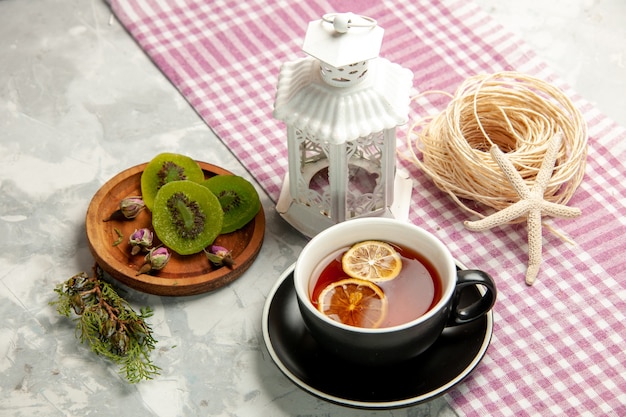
xmin=274 ymin=13 xmax=414 ymax=237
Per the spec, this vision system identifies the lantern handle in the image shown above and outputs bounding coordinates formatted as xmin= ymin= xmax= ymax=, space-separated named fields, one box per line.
xmin=322 ymin=13 xmax=377 ymax=34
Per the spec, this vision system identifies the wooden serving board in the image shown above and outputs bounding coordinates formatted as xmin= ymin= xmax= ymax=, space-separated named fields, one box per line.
xmin=85 ymin=161 xmax=265 ymax=296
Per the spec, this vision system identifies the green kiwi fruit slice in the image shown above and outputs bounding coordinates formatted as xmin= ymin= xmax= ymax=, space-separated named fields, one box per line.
xmin=152 ymin=180 xmax=223 ymax=255
xmin=141 ymin=153 xmax=205 ymax=210
xmin=202 ymin=175 xmax=261 ymax=234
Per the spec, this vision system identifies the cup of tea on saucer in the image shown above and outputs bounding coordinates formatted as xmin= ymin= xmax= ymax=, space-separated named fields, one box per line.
xmin=293 ymin=217 xmax=496 ymax=365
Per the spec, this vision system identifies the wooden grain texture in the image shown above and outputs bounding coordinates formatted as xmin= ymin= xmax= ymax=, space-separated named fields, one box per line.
xmin=85 ymin=162 xmax=265 ymax=296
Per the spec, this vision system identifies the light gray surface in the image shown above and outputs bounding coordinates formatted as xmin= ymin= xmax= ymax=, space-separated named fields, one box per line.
xmin=0 ymin=0 xmax=623 ymax=416
xmin=476 ymin=0 xmax=626 ymax=128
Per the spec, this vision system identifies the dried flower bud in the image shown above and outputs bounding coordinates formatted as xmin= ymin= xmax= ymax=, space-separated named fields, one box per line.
xmin=130 ymin=228 xmax=153 ymax=246
xmin=129 ymin=228 xmax=153 ymax=255
xmin=148 ymin=247 xmax=171 ymax=270
xmin=136 ymin=247 xmax=171 ymax=275
xmin=119 ymin=197 xmax=145 ymax=219
xmin=205 ymin=245 xmax=235 ymax=268
xmin=103 ymin=196 xmax=145 ymax=222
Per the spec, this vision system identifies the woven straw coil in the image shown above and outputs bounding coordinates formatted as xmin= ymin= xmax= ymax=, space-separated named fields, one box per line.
xmin=408 ymin=71 xmax=588 ymax=222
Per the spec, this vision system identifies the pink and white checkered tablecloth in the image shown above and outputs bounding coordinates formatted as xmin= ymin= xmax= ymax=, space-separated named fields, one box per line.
xmin=110 ymin=1 xmax=626 ymax=415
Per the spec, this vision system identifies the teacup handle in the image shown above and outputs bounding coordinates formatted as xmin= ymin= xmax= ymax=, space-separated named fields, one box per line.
xmin=447 ymin=269 xmax=497 ymax=326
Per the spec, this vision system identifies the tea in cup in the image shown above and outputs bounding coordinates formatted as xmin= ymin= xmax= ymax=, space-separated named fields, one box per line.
xmin=293 ymin=218 xmax=496 ymax=365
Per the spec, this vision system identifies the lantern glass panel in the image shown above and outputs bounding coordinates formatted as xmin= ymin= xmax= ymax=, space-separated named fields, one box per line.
xmin=292 ymin=127 xmax=388 ymax=221
xmin=294 ymin=128 xmax=331 ymax=217
xmin=346 ymin=132 xmax=385 ymax=217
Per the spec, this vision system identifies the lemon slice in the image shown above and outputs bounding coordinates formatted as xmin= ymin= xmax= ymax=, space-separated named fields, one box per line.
xmin=341 ymin=240 xmax=402 ymax=282
xmin=317 ymin=278 xmax=388 ymax=328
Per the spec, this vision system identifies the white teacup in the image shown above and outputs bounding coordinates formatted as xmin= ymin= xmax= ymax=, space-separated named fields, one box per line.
xmin=294 ymin=217 xmax=496 ymax=365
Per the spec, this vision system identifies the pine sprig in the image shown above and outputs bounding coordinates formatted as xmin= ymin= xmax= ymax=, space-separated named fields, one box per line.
xmin=50 ymin=267 xmax=160 ymax=383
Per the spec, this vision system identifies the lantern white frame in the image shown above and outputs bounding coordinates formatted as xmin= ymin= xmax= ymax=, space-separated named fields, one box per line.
xmin=274 ymin=14 xmax=414 ymax=237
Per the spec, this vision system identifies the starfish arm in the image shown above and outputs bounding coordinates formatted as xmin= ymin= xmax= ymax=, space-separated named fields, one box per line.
xmin=490 ymin=145 xmax=530 ymax=199
xmin=526 ymin=263 xmax=541 ymax=286
xmin=464 ymin=200 xmax=533 ymax=231
xmin=526 ymin=209 xmax=543 ymax=285
xmin=532 ymin=132 xmax=563 ymax=194
xmin=540 ymin=201 xmax=582 ymax=219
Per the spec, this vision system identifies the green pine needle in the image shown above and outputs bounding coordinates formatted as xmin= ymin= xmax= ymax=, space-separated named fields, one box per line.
xmin=50 ymin=267 xmax=160 ymax=383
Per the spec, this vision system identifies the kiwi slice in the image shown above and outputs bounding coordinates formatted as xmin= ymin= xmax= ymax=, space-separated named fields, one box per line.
xmin=141 ymin=153 xmax=205 ymax=210
xmin=202 ymin=175 xmax=261 ymax=234
xmin=152 ymin=180 xmax=223 ymax=255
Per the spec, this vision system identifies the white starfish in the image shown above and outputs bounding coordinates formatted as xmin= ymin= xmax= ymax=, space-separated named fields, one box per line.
xmin=464 ymin=133 xmax=581 ymax=285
